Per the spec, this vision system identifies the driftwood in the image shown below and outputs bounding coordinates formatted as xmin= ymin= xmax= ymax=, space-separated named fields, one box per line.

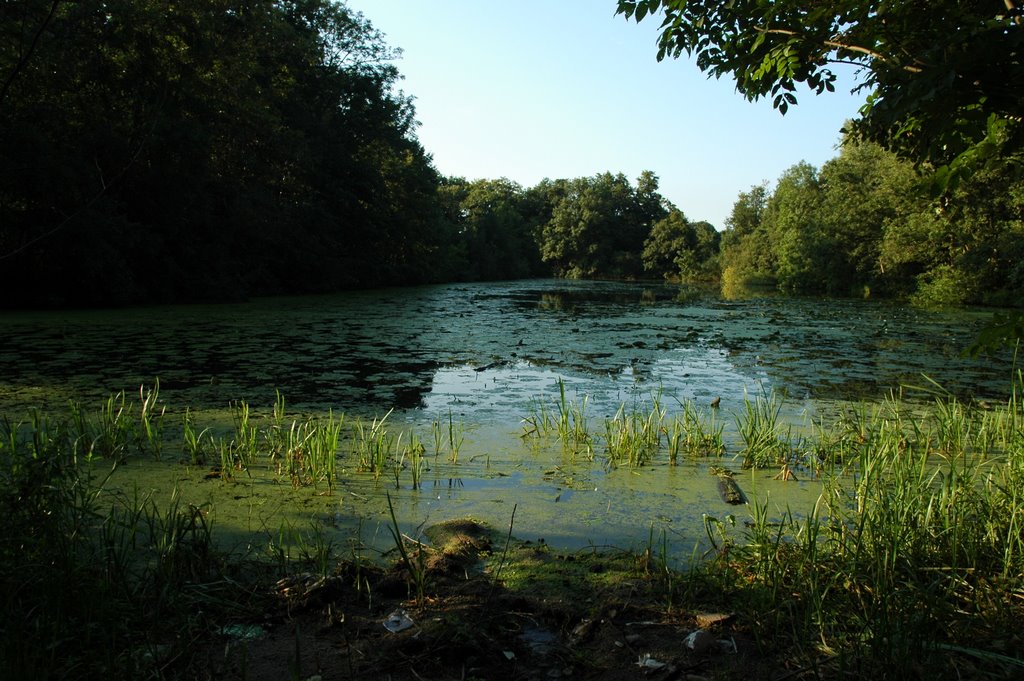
xmin=715 ymin=471 xmax=747 ymax=505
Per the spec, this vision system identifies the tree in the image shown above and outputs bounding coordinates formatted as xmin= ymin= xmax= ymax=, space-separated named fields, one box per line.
xmin=642 ymin=209 xmax=719 ymax=281
xmin=616 ymin=1 xmax=1024 ymax=190
xmin=818 ymin=140 xmax=922 ymax=293
xmin=0 ymin=0 xmax=449 ymax=305
xmin=538 ymin=172 xmax=667 ymax=279
xmin=441 ymin=178 xmax=544 ymax=281
xmin=720 ymin=183 xmax=774 ymax=286
xmin=762 ymin=162 xmax=829 ymax=292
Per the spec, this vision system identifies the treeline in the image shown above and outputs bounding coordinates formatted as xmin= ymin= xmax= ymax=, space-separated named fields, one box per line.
xmin=721 ymin=141 xmax=1024 ymax=307
xmin=1 ymin=0 xmax=454 ymax=306
xmin=2 ymin=1 xmax=1021 ymax=308
xmin=439 ymin=172 xmax=718 ymax=284
xmin=0 ymin=0 xmax=713 ymax=306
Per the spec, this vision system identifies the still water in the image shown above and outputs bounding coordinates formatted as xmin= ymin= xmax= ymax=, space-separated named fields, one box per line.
xmin=0 ymin=280 xmax=1014 ymax=563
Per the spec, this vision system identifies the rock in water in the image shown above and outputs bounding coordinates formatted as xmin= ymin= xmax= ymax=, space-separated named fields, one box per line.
xmin=716 ymin=473 xmax=747 ymax=505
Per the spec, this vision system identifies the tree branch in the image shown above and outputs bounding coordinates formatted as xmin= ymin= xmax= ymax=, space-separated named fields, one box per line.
xmin=756 ymin=27 xmax=924 ymax=74
xmin=0 ymin=0 xmax=63 ymax=111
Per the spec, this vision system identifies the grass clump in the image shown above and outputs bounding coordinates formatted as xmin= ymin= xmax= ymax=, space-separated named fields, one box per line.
xmin=0 ymin=413 xmax=258 ymax=680
xmin=697 ymin=387 xmax=1024 ymax=678
xmin=736 ymin=390 xmax=792 ymax=469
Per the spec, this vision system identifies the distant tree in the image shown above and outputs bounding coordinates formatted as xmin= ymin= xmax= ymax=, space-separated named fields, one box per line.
xmin=441 ymin=178 xmax=543 ymax=281
xmin=642 ymin=209 xmax=719 ymax=281
xmin=720 ymin=183 xmax=773 ymax=286
xmin=812 ymin=140 xmax=920 ymax=294
xmin=616 ymin=0 xmax=1024 ymax=191
xmin=539 ymin=172 xmax=667 ymax=279
xmin=762 ymin=162 xmax=829 ymax=292
xmin=680 ymin=220 xmax=721 ymax=282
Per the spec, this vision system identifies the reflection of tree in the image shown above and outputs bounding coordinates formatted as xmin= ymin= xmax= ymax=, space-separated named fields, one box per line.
xmin=538 ymin=293 xmax=569 ymax=311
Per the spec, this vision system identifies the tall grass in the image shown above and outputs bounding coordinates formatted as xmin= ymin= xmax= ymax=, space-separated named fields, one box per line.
xmin=666 ymin=400 xmax=725 ymax=462
xmin=0 ymin=410 xmax=251 ymax=679
xmin=699 ymin=381 xmax=1024 ymax=677
xmin=603 ymin=395 xmax=665 ymax=468
xmin=522 ymin=379 xmax=591 ymax=456
xmin=138 ymin=379 xmax=166 ymax=459
xmin=182 ymin=407 xmax=210 ymax=465
xmin=231 ymin=400 xmax=259 ymax=469
xmin=736 ymin=390 xmax=792 ymax=469
xmin=352 ymin=409 xmax=394 ymax=478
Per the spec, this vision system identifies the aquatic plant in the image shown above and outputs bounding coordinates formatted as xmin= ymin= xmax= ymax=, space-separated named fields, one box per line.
xmin=67 ymin=391 xmax=135 ymax=461
xmin=385 ymin=492 xmax=428 ymax=605
xmin=352 ymin=409 xmax=394 ymax=478
xmin=447 ymin=409 xmax=464 ymax=462
xmin=0 ymin=410 xmax=251 ymax=679
xmin=736 ymin=390 xmax=792 ymax=469
xmin=231 ymin=400 xmax=259 ymax=469
xmin=521 ymin=380 xmax=592 ymax=456
xmin=265 ymin=389 xmax=290 ymax=460
xmin=181 ymin=407 xmax=210 ymax=465
xmin=406 ymin=432 xmax=426 ymax=489
xmin=273 ymin=411 xmax=344 ymax=490
xmin=138 ymin=380 xmax=166 ymax=459
xmin=214 ymin=435 xmax=235 ymax=480
xmin=306 ymin=411 xmax=343 ymax=490
xmin=698 ymin=408 xmax=1024 ymax=677
xmin=603 ymin=397 xmax=665 ymax=468
xmin=666 ymin=400 xmax=725 ymax=462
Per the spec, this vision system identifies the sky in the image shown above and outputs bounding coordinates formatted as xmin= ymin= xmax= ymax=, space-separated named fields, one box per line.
xmin=345 ymin=0 xmax=868 ymax=229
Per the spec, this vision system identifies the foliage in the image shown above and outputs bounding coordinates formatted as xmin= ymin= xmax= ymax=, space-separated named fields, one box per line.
xmin=438 ymin=177 xmax=546 ymax=281
xmin=642 ymin=209 xmax=720 ymax=281
xmin=720 ymin=140 xmax=1024 ymax=305
xmin=616 ymin=0 xmax=1024 ymax=191
xmin=0 ymin=0 xmax=449 ymax=305
xmin=538 ymin=171 xmax=668 ymax=279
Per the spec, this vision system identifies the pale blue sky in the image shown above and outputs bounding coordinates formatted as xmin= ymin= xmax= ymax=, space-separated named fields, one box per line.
xmin=346 ymin=1 xmax=867 ymax=229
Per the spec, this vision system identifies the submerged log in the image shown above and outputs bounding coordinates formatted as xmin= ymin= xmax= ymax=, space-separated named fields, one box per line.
xmin=715 ymin=472 xmax=747 ymax=505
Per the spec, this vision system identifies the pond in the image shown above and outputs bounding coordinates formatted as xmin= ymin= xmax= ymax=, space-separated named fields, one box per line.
xmin=0 ymin=279 xmax=1015 ymax=565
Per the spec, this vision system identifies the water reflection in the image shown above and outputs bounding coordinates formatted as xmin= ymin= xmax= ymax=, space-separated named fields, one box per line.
xmin=0 ymin=280 xmax=1012 ymax=422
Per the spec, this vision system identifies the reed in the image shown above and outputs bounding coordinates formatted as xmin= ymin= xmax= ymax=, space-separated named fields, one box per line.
xmin=447 ymin=409 xmax=465 ymax=462
xmin=0 ymin=407 xmax=249 ymax=679
xmin=603 ymin=397 xmax=664 ymax=468
xmin=265 ymin=389 xmax=289 ymax=461
xmin=182 ymin=406 xmax=210 ymax=465
xmin=69 ymin=390 xmax=135 ymax=461
xmin=555 ymin=378 xmax=591 ymax=452
xmin=701 ymin=398 xmax=1024 ymax=677
xmin=214 ymin=435 xmax=235 ymax=480
xmin=305 ymin=411 xmax=343 ymax=491
xmin=385 ymin=492 xmax=428 ymax=604
xmin=521 ymin=397 xmax=555 ymax=438
xmin=736 ymin=390 xmax=792 ymax=469
xmin=138 ymin=379 xmax=166 ymax=459
xmin=666 ymin=400 xmax=725 ymax=462
xmin=231 ymin=400 xmax=259 ymax=469
xmin=931 ymin=395 xmax=973 ymax=456
xmin=405 ymin=432 xmax=426 ymax=489
xmin=521 ymin=379 xmax=592 ymax=456
xmin=352 ymin=409 xmax=394 ymax=478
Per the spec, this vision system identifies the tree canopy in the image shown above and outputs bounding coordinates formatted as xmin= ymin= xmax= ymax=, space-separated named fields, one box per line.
xmin=616 ymin=0 xmax=1024 ymax=190
xmin=0 ymin=0 xmax=448 ymax=305
xmin=719 ymin=139 xmax=1024 ymax=306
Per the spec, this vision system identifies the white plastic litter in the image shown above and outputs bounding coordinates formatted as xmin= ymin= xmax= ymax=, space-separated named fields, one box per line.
xmin=636 ymin=653 xmax=667 ymax=669
xmin=383 ymin=609 xmax=414 ymax=633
